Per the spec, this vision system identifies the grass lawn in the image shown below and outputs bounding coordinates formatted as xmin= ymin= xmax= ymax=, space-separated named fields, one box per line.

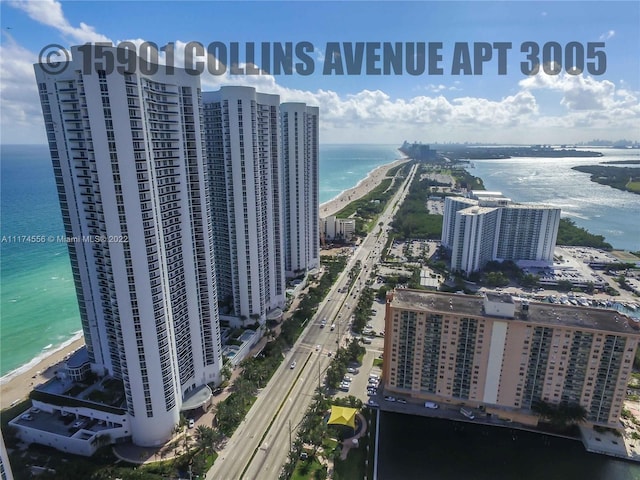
xmin=333 ymin=443 xmax=368 ymax=480
xmin=626 ymin=181 xmax=640 ymax=193
xmin=322 ymin=437 xmax=338 ymax=452
xmin=291 ymin=456 xmax=326 ymax=480
xmin=373 ymin=358 xmax=383 ymax=368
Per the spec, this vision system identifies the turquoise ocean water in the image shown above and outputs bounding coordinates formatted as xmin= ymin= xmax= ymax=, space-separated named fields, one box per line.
xmin=0 ymin=143 xmax=403 ymax=379
xmin=2 ymin=144 xmax=639 ymax=380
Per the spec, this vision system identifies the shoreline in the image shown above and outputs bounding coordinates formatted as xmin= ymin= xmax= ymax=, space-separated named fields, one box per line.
xmin=319 ymin=158 xmax=409 ymax=218
xmin=0 ymin=336 xmax=85 ymax=410
xmin=0 ymin=157 xmax=409 ymax=412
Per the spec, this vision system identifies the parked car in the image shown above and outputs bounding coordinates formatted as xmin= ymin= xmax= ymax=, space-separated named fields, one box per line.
xmin=384 ymin=396 xmax=396 ymax=402
xmin=424 ymin=401 xmax=439 ymax=409
xmin=397 ymin=398 xmax=407 ymax=404
xmin=21 ymin=414 xmax=33 ymax=421
xmin=188 ymin=418 xmax=195 ymax=428
xmin=346 ymin=367 xmax=359 ymax=374
xmin=368 ymin=400 xmax=380 ymax=407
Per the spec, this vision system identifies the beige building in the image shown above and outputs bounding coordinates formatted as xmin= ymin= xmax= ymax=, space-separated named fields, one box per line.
xmin=321 ymin=215 xmax=356 ymax=242
xmin=383 ymin=289 xmax=640 ymax=428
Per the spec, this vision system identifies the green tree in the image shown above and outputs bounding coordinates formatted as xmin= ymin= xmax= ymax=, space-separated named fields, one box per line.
xmin=521 ymin=273 xmax=539 ymax=288
xmin=532 ymin=400 xmax=587 ymax=429
xmin=194 ymin=425 xmax=216 ymax=455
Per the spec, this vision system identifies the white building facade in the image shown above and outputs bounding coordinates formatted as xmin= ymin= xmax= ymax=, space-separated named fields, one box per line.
xmin=495 ymin=205 xmax=560 ymax=263
xmin=441 ymin=196 xmax=477 ymax=248
xmin=34 ymin=46 xmax=222 ymax=447
xmin=202 ymin=87 xmax=286 ymax=325
xmin=281 ymin=103 xmax=320 ymax=276
xmin=450 ymin=206 xmax=500 ymax=273
xmin=443 ymin=193 xmax=561 ymax=273
xmin=321 ymin=215 xmax=356 ymax=242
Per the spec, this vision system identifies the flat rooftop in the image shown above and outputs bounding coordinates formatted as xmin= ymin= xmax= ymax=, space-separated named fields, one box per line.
xmin=390 ymin=290 xmax=639 ymax=335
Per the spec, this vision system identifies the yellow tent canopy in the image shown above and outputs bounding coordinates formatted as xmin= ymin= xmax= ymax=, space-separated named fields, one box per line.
xmin=327 ymin=406 xmax=357 ymax=429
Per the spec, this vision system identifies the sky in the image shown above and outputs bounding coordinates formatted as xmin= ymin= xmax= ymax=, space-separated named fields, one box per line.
xmin=0 ymin=0 xmax=638 ymax=145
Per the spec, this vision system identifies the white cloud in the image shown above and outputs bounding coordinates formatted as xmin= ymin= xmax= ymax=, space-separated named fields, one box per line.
xmin=0 ymin=34 xmax=43 ymax=141
xmin=600 ymin=30 xmax=615 ymax=41
xmin=2 ymin=0 xmax=638 ymax=145
xmin=9 ymin=0 xmax=111 ymax=44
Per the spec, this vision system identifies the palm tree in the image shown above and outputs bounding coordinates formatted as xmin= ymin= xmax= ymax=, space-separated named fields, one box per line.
xmin=194 ymin=425 xmax=216 ymax=456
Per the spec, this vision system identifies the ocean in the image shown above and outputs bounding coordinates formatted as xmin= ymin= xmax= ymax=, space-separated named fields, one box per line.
xmin=0 ymin=143 xmax=403 ymax=379
xmin=1 ymin=144 xmax=639 ymax=380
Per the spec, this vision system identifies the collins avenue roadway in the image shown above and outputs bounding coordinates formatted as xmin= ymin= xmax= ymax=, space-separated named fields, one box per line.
xmin=206 ymin=161 xmax=416 ymax=480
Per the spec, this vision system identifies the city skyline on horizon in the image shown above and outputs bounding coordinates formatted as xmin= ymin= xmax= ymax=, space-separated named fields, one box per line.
xmin=1 ymin=0 xmax=638 ymax=146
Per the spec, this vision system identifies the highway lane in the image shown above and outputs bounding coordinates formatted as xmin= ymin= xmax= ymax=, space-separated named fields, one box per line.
xmin=207 ymin=162 xmax=417 ymax=480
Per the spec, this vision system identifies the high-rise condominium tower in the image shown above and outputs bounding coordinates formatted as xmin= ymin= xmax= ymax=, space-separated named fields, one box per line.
xmin=281 ymin=103 xmax=320 ymax=276
xmin=34 ymin=47 xmax=222 ymax=446
xmin=442 ymin=194 xmax=560 ymax=273
xmin=202 ymin=86 xmax=286 ymax=325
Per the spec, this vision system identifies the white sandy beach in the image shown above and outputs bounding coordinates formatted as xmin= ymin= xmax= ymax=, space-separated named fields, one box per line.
xmin=319 ymin=158 xmax=408 ymax=218
xmin=1 ymin=337 xmax=85 ymax=410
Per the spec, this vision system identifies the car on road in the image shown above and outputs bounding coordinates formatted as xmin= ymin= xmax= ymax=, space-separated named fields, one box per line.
xmin=397 ymin=398 xmax=407 ymax=404
xmin=30 ymin=408 xmax=40 ymax=414
xmin=424 ymin=401 xmax=439 ymax=409
xmin=320 ymin=318 xmax=327 ymax=328
xmin=330 ymin=323 xmax=336 ymax=331
xmin=290 ymin=361 xmax=297 ymax=369
xmin=327 ymin=351 xmax=332 ymax=357
xmin=384 ymin=396 xmax=396 ymax=402
xmin=346 ymin=367 xmax=359 ymax=374
xmin=188 ymin=418 xmax=195 ymax=428
xmin=316 ymin=344 xmax=321 ymax=351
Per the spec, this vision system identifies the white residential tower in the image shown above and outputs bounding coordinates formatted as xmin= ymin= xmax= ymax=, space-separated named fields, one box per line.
xmin=34 ymin=46 xmax=222 ymax=447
